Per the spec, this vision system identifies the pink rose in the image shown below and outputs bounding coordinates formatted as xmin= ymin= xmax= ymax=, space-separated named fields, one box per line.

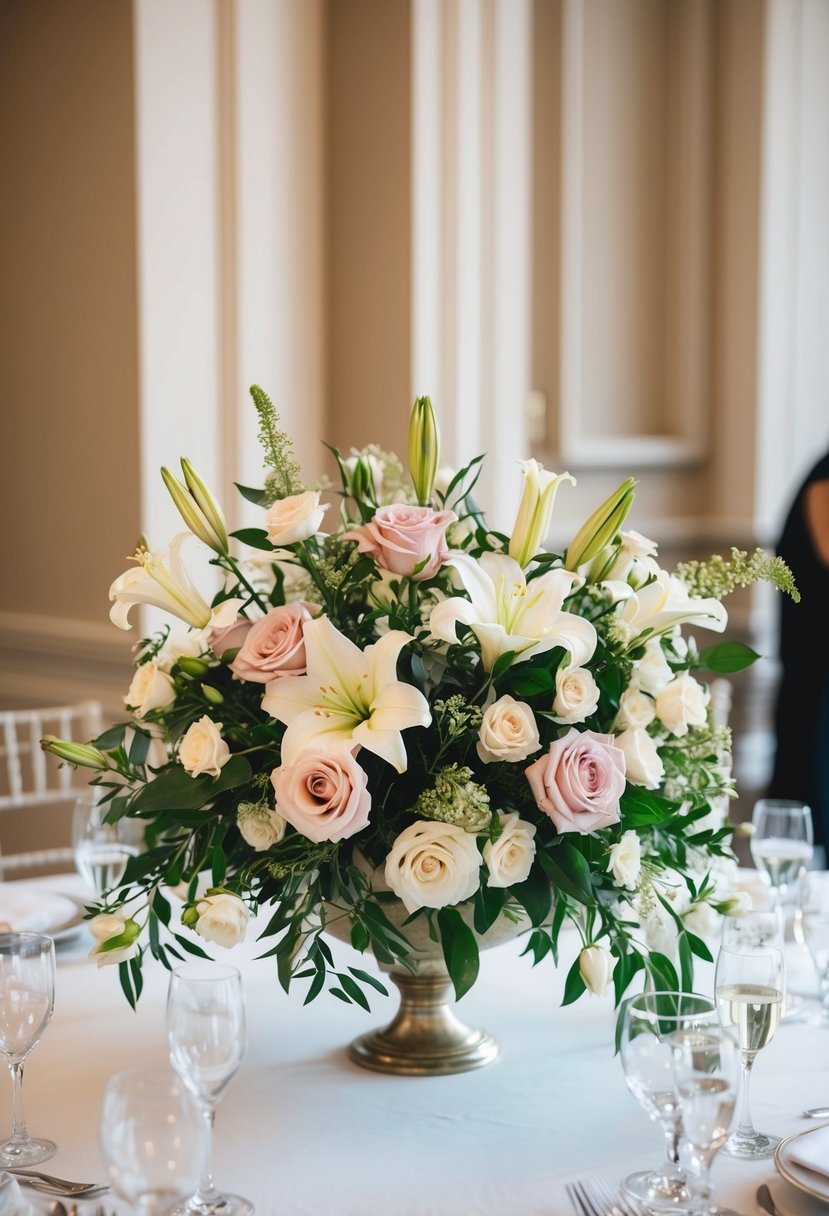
xmin=210 ymin=618 xmax=253 ymax=659
xmin=271 ymin=749 xmax=371 ymax=843
xmin=344 ymin=503 xmax=456 ymax=580
xmin=230 ymin=603 xmax=315 ymax=683
xmin=525 ymin=728 xmax=626 ymax=834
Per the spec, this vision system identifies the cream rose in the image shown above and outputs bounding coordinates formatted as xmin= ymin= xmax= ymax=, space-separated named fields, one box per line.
xmin=477 ymin=696 xmax=540 ymax=764
xmin=179 ymin=716 xmax=231 ymax=778
xmin=614 ymin=687 xmax=656 ymax=731
xmin=552 ymin=667 xmax=601 ymax=725
xmin=230 ymin=603 xmax=314 ymax=682
xmin=236 ymin=802 xmax=286 ymax=851
xmin=193 ymin=893 xmax=250 ymax=948
xmin=579 ymin=945 xmax=616 ymax=996
xmin=264 ymin=490 xmax=328 ymax=546
xmin=88 ymin=912 xmax=140 ymax=968
xmin=655 ymin=672 xmax=710 ymax=737
xmin=384 ymin=820 xmax=482 ymax=913
xmin=271 ymin=750 xmax=371 ymax=843
xmin=344 ymin=504 xmax=456 ymax=580
xmin=125 ymin=661 xmax=176 ymax=718
xmin=614 ymin=727 xmax=664 ymax=789
xmin=633 ymin=638 xmax=673 ymax=696
xmin=483 ymin=813 xmax=537 ymax=888
xmin=607 ymin=829 xmax=641 ymax=889
xmin=524 ymin=729 xmax=626 ymax=834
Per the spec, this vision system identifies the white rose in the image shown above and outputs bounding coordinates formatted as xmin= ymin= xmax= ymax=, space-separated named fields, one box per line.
xmin=579 ymin=945 xmax=616 ymax=996
xmin=645 ymin=904 xmax=679 ymax=956
xmin=264 ymin=490 xmax=328 ymax=546
xmin=236 ymin=802 xmax=286 ymax=851
xmin=194 ymin=893 xmax=250 ymax=948
xmin=614 ymin=687 xmax=656 ymax=731
xmin=125 ymin=662 xmax=176 ymax=718
xmin=683 ymin=901 xmax=719 ymax=937
xmin=483 ymin=813 xmax=537 ymax=888
xmin=384 ymin=820 xmax=482 ymax=914
xmin=633 ymin=638 xmax=673 ymax=695
xmin=477 ymin=695 xmax=540 ymax=764
xmin=615 ymin=727 xmax=664 ymax=789
xmin=179 ymin=716 xmax=230 ymax=778
xmin=607 ymin=829 xmax=641 ymax=890
xmin=551 ymin=668 xmax=601 ymax=725
xmin=88 ymin=912 xmax=140 ymax=968
xmin=655 ymin=672 xmax=710 ymax=737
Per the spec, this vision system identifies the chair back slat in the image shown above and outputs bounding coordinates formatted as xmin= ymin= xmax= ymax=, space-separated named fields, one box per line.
xmin=30 ymin=713 xmax=48 ymax=797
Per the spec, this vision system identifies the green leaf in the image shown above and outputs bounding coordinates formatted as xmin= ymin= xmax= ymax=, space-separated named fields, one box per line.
xmin=303 ymin=967 xmax=326 ymax=1005
xmin=678 ymin=932 xmax=693 ymax=993
xmin=620 ymin=788 xmax=677 ymax=828
xmin=130 ymin=756 xmax=252 ymax=815
xmin=234 ymin=482 xmax=270 ymax=507
xmin=348 ymin=967 xmax=388 ymax=997
xmin=510 ymin=667 xmax=556 ymax=697
xmin=538 ymin=842 xmax=595 ymax=905
xmin=510 ymin=869 xmax=552 ymax=927
xmin=350 ymin=921 xmax=370 ymax=952
xmin=695 ymin=642 xmax=760 ymax=674
xmin=561 ymin=955 xmax=586 ymax=1006
xmin=519 ymin=928 xmax=553 ymax=966
xmin=211 ymin=843 xmax=227 ymax=887
xmin=128 ymin=730 xmax=152 ymax=768
xmin=118 ymin=960 xmax=137 ymax=1010
xmin=473 ymin=884 xmax=507 ymax=935
xmin=437 ymin=907 xmax=480 ymax=1001
xmin=646 ymin=950 xmax=679 ymax=993
xmin=686 ymin=931 xmax=713 ymax=963
xmin=229 ymin=527 xmax=275 ymax=552
xmin=490 ymin=650 xmax=517 ymax=681
xmin=336 ymin=972 xmax=371 ymax=1012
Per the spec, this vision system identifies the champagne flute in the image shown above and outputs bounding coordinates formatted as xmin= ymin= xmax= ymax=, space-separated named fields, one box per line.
xmin=750 ymin=799 xmax=813 ymax=909
xmin=620 ymin=991 xmax=716 ymax=1211
xmin=714 ymin=917 xmax=785 ymax=1158
xmin=73 ymin=789 xmax=139 ymax=897
xmin=100 ymin=1066 xmax=208 ymax=1216
xmin=0 ymin=932 xmax=56 ymax=1166
xmin=167 ymin=962 xmax=252 ymax=1216
xmin=673 ymin=1020 xmax=740 ymax=1216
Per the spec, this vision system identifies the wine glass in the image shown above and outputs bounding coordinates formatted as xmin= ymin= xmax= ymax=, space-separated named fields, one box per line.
xmin=620 ymin=991 xmax=716 ymax=1211
xmin=750 ymin=799 xmax=813 ymax=909
xmin=795 ymin=872 xmax=829 ymax=1025
xmin=100 ymin=1066 xmax=208 ymax=1216
xmin=73 ymin=789 xmax=139 ymax=897
xmin=673 ymin=1020 xmax=740 ymax=1216
xmin=167 ymin=962 xmax=252 ymax=1216
xmin=714 ymin=916 xmax=785 ymax=1158
xmin=0 ymin=932 xmax=56 ymax=1166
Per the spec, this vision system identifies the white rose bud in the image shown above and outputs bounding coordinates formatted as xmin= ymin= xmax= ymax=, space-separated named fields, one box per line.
xmin=607 ymin=829 xmax=641 ymax=890
xmin=655 ymin=672 xmax=710 ymax=738
xmin=194 ymin=893 xmax=250 ymax=948
xmin=264 ymin=490 xmax=329 ymax=546
xmin=179 ymin=716 xmax=231 ymax=778
xmin=483 ymin=813 xmax=537 ymax=888
xmin=714 ymin=890 xmax=753 ymax=917
xmin=633 ymin=638 xmax=673 ymax=696
xmin=551 ymin=667 xmax=601 ymax=725
xmin=615 ymin=727 xmax=664 ymax=789
xmin=125 ymin=661 xmax=176 ymax=718
xmin=384 ymin=820 xmax=482 ymax=914
xmin=88 ymin=912 xmax=141 ymax=968
xmin=236 ymin=802 xmax=286 ymax=852
xmin=614 ymin=687 xmax=655 ymax=731
xmin=477 ymin=695 xmax=541 ymax=764
xmin=579 ymin=945 xmax=616 ymax=996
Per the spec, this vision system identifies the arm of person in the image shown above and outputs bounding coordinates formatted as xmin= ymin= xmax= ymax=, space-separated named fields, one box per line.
xmin=805 ymin=478 xmax=829 ymax=566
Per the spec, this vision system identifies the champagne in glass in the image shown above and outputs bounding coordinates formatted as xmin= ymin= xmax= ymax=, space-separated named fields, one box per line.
xmin=167 ymin=963 xmax=252 ymax=1216
xmin=714 ymin=918 xmax=785 ymax=1159
xmin=750 ymin=799 xmax=813 ymax=907
xmin=73 ymin=789 xmax=139 ymax=897
xmin=0 ymin=932 xmax=56 ymax=1166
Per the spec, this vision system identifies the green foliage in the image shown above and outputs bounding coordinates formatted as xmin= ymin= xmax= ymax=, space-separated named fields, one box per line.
xmin=249 ymin=384 xmax=302 ymax=497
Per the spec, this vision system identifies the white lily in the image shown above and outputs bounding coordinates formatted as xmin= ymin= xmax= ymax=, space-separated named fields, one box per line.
xmin=109 ymin=533 xmax=242 ymax=632
xmin=262 ymin=616 xmax=430 ymax=772
xmin=428 ymin=552 xmax=597 ymax=672
xmin=617 ymin=565 xmax=728 ymax=647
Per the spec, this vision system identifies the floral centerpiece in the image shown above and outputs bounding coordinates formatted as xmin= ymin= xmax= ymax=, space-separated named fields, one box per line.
xmin=43 ymin=389 xmax=797 ymax=1027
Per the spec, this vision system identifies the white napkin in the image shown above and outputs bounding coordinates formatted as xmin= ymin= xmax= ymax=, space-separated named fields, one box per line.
xmin=0 ymin=1172 xmax=30 ymax=1216
xmin=0 ymin=885 xmax=76 ymax=934
xmin=787 ymin=1125 xmax=829 ymax=1178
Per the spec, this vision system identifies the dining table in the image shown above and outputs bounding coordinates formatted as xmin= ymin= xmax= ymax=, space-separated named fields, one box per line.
xmin=2 ymin=872 xmax=829 ymax=1216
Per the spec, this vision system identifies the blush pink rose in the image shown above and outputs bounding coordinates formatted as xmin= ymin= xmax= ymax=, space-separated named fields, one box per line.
xmin=525 ymin=728 xmax=626 ymax=834
xmin=271 ymin=749 xmax=371 ymax=843
xmin=230 ymin=603 xmax=315 ymax=683
xmin=344 ymin=504 xmax=456 ymax=580
xmin=210 ymin=618 xmax=253 ymax=659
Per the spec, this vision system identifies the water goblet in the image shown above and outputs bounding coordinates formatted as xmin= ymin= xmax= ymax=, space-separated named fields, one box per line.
xmin=750 ymin=799 xmax=813 ymax=910
xmin=714 ymin=916 xmax=785 ymax=1158
xmin=73 ymin=789 xmax=139 ymax=898
xmin=672 ymin=1020 xmax=740 ymax=1215
xmin=100 ymin=1066 xmax=208 ymax=1216
xmin=167 ymin=962 xmax=252 ymax=1216
xmin=0 ymin=932 xmax=56 ymax=1166
xmin=620 ymin=991 xmax=717 ymax=1212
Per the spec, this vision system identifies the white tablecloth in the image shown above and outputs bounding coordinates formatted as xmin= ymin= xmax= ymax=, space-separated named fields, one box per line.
xmin=2 ymin=875 xmax=829 ymax=1216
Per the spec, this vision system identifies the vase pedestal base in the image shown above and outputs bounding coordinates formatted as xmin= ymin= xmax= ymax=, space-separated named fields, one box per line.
xmin=347 ymin=970 xmax=499 ymax=1076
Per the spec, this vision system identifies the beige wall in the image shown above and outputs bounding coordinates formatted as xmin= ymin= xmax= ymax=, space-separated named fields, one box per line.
xmin=0 ymin=0 xmax=141 ymax=624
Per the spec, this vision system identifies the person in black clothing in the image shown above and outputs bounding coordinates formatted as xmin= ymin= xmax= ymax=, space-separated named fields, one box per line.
xmin=769 ymin=447 xmax=829 ymax=852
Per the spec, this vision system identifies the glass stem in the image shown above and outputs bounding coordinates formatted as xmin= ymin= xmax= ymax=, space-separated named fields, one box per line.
xmin=7 ymin=1060 xmax=29 ymax=1146
xmin=190 ymin=1106 xmax=222 ymax=1211
xmin=733 ymin=1052 xmax=757 ymax=1141
xmin=663 ymin=1116 xmax=681 ymax=1166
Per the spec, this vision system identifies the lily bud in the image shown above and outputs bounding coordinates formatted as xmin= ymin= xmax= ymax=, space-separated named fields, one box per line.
xmin=40 ymin=736 xmax=108 ymax=770
xmin=349 ymin=456 xmax=376 ymax=505
xmin=161 ymin=460 xmax=228 ymax=554
xmin=713 ymin=891 xmax=752 ymax=917
xmin=564 ymin=478 xmax=636 ymax=571
xmin=508 ymin=460 xmax=575 ymax=568
xmin=201 ymin=684 xmax=224 ymax=705
xmin=408 ymin=396 xmax=440 ymax=506
xmin=176 ymin=656 xmax=211 ymax=678
xmin=578 ymin=944 xmax=616 ymax=997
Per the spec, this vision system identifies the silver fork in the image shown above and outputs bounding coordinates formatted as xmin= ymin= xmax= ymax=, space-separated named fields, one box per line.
xmin=10 ymin=1169 xmax=108 ymax=1198
xmin=589 ymin=1178 xmax=647 ymax=1216
xmin=565 ymin=1179 xmax=602 ymax=1216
